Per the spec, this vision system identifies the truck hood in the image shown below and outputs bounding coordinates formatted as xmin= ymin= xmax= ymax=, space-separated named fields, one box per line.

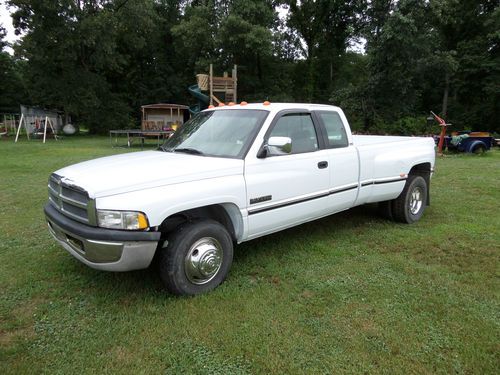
xmin=54 ymin=151 xmax=244 ymax=198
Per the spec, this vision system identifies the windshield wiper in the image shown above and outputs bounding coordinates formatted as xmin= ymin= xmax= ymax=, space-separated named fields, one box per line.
xmin=174 ymin=147 xmax=204 ymax=155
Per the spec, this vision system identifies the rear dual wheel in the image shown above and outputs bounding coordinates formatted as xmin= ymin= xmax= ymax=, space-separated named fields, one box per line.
xmin=391 ymin=175 xmax=427 ymax=224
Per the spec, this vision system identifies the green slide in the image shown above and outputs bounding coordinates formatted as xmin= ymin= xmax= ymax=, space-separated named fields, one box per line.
xmin=188 ymin=84 xmax=210 ymax=115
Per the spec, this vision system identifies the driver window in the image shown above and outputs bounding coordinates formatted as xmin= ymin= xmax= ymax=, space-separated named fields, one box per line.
xmin=270 ymin=113 xmax=318 ymax=154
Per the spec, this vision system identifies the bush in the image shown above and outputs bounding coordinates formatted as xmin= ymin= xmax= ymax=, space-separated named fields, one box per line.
xmin=386 ymin=116 xmax=435 ymax=136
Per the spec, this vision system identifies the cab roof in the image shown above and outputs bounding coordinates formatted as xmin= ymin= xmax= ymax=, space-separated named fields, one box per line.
xmin=205 ymin=102 xmax=341 ymax=112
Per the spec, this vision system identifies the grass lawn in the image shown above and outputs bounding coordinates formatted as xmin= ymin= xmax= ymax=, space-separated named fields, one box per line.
xmin=1 ymin=136 xmax=499 ymax=374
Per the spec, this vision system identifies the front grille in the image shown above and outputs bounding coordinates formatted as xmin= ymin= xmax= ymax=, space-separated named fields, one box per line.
xmin=48 ymin=174 xmax=96 ymax=225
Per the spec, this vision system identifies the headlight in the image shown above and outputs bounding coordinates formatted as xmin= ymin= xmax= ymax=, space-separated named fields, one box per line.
xmin=97 ymin=210 xmax=149 ymax=230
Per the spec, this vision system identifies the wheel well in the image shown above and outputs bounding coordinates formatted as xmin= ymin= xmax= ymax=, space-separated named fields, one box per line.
xmin=159 ymin=204 xmax=240 ymax=242
xmin=409 ymin=162 xmax=431 ymax=205
xmin=468 ymin=140 xmax=487 ymax=153
xmin=409 ymin=162 xmax=431 ymax=176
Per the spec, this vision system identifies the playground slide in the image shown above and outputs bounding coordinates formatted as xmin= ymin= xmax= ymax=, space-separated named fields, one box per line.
xmin=188 ymin=84 xmax=210 ymax=115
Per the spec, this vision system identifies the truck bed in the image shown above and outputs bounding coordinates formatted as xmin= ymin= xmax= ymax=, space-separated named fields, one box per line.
xmin=353 ymin=135 xmax=433 ymax=146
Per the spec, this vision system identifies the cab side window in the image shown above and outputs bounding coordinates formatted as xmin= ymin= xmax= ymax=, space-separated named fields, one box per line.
xmin=269 ymin=113 xmax=318 ymax=154
xmin=317 ymin=111 xmax=348 ymax=148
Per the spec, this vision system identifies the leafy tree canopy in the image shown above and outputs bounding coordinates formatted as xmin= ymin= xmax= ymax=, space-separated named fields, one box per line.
xmin=1 ymin=0 xmax=498 ymax=134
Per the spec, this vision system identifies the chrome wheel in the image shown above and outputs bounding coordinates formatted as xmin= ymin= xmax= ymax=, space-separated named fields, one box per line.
xmin=409 ymin=186 xmax=423 ymax=215
xmin=184 ymin=237 xmax=223 ymax=285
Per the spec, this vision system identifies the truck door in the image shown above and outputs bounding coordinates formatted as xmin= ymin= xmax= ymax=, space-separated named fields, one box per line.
xmin=313 ymin=110 xmax=359 ymax=211
xmin=244 ymin=111 xmax=331 ymax=239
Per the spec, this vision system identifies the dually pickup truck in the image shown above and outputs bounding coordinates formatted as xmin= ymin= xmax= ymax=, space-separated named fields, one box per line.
xmin=45 ymin=103 xmax=436 ymax=295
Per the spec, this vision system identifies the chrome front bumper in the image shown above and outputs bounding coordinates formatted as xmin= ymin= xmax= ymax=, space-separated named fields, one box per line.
xmin=45 ymin=203 xmax=160 ymax=272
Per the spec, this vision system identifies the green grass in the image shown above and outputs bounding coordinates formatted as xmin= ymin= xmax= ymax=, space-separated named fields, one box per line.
xmin=1 ymin=136 xmax=499 ymax=374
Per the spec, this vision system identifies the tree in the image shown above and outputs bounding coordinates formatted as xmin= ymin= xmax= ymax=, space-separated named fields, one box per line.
xmin=358 ymin=0 xmax=433 ymax=128
xmin=218 ymin=0 xmax=276 ymax=98
xmin=172 ymin=2 xmax=218 ymax=74
xmin=173 ymin=0 xmax=286 ymax=101
xmin=433 ymin=0 xmax=500 ymax=132
xmin=358 ymin=0 xmax=500 ymax=132
xmin=286 ymin=0 xmax=365 ymax=101
xmin=0 ymin=24 xmax=7 ymax=51
xmin=0 ymin=24 xmax=25 ymax=113
xmin=9 ymin=0 xmax=184 ymax=133
xmin=4 ymin=0 xmax=497 ymax=134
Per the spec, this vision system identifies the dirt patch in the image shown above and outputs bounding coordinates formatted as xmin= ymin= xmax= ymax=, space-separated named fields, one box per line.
xmin=0 ymin=326 xmax=35 ymax=347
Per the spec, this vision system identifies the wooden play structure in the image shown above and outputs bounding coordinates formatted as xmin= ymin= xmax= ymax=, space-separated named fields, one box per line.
xmin=196 ymin=64 xmax=237 ymax=105
xmin=109 ymin=103 xmax=189 ymax=148
xmin=141 ymin=103 xmax=189 ymax=131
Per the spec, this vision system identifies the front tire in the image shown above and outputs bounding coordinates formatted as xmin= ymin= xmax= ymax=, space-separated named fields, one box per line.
xmin=159 ymin=219 xmax=233 ymax=295
xmin=391 ymin=175 xmax=427 ymax=224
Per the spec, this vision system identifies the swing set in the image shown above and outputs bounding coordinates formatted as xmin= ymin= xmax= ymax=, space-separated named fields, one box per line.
xmin=14 ymin=113 xmax=59 ymax=143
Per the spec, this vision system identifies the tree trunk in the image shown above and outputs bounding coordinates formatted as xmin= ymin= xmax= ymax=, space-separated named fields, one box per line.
xmin=302 ymin=37 xmax=315 ymax=102
xmin=441 ymin=72 xmax=450 ymax=119
xmin=257 ymin=53 xmax=262 ymax=82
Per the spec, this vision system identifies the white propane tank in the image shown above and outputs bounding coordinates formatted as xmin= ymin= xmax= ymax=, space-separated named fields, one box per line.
xmin=63 ymin=124 xmax=76 ymax=135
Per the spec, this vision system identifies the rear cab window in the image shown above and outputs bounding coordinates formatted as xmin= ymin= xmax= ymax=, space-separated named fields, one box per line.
xmin=315 ymin=111 xmax=348 ymax=148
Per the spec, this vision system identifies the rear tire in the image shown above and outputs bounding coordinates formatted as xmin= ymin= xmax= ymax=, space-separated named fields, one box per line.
xmin=391 ymin=175 xmax=427 ymax=224
xmin=159 ymin=219 xmax=233 ymax=295
xmin=472 ymin=144 xmax=486 ymax=154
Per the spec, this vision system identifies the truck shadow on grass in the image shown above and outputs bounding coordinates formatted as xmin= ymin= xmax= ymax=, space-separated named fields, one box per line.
xmin=234 ymin=204 xmax=384 ymax=263
xmin=60 ymin=260 xmax=164 ymax=296
xmin=57 ymin=204 xmax=390 ymax=298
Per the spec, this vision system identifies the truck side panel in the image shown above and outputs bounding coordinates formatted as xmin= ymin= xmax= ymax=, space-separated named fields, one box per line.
xmin=96 ymin=175 xmax=248 ymax=240
xmin=353 ymin=136 xmax=435 ymax=205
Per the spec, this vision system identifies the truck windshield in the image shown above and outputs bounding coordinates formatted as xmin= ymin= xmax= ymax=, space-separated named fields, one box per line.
xmin=160 ymin=109 xmax=268 ymax=158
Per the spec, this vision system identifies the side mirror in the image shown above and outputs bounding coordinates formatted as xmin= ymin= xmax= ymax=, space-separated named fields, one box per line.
xmin=258 ymin=136 xmax=292 ymax=158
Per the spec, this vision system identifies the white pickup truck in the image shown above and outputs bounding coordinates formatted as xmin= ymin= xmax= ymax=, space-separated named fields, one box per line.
xmin=45 ymin=103 xmax=435 ymax=295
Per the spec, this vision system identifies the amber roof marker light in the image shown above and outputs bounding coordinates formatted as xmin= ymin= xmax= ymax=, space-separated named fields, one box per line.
xmin=263 ymin=101 xmax=270 ymax=106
